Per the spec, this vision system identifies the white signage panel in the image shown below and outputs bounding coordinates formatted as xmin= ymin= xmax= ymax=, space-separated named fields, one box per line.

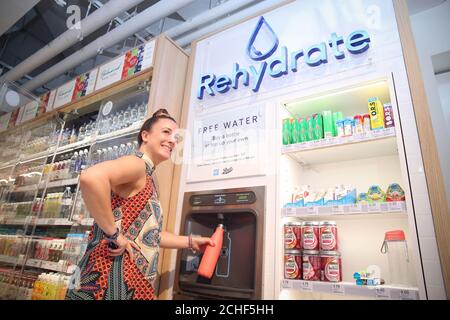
xmin=95 ymin=55 xmax=126 ymax=91
xmin=187 ymin=104 xmax=266 ymax=182
xmin=0 ymin=113 xmax=11 ymax=132
xmin=19 ymin=100 xmax=39 ymax=123
xmin=53 ymin=79 xmax=76 ymax=109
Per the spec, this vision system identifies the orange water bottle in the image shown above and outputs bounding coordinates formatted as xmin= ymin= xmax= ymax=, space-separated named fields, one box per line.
xmin=197 ymin=224 xmax=224 ymax=279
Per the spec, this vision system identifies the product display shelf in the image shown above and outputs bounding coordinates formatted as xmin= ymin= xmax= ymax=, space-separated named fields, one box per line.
xmin=0 ymin=254 xmax=22 ymax=265
xmin=56 ymin=138 xmax=94 ymax=154
xmin=281 ymin=279 xmax=419 ymax=300
xmin=283 ymin=128 xmax=397 ymax=165
xmin=282 ymin=201 xmax=406 ymax=218
xmin=0 ymin=255 xmax=73 ymax=274
xmin=95 ymin=122 xmax=142 ymax=143
xmin=41 ymin=178 xmax=79 ymax=189
xmin=19 ymin=148 xmax=56 ymax=164
xmin=25 ymin=258 xmax=71 ymax=274
xmin=0 ymin=217 xmax=73 ymax=226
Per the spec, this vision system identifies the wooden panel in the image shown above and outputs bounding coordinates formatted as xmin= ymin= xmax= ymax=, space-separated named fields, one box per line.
xmin=393 ymin=0 xmax=450 ymax=299
xmin=157 ymin=37 xmax=196 ymax=299
xmin=147 ymin=35 xmax=189 ymax=299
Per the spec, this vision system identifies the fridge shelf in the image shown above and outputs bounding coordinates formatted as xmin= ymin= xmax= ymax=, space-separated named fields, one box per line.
xmin=0 ymin=216 xmax=74 ymax=226
xmin=41 ymin=178 xmax=79 ymax=189
xmin=281 ymin=279 xmax=419 ymax=300
xmin=56 ymin=138 xmax=94 ymax=154
xmin=19 ymin=147 xmax=56 ymax=163
xmin=282 ymin=127 xmax=396 ymax=165
xmin=282 ymin=202 xmax=406 ymax=218
xmin=10 ymin=177 xmax=79 ymax=193
xmin=95 ymin=123 xmax=142 ymax=143
xmin=25 ymin=259 xmax=72 ymax=274
xmin=0 ymin=254 xmax=22 ymax=265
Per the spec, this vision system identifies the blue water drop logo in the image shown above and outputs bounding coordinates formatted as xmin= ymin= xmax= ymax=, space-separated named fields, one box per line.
xmin=246 ymin=16 xmax=279 ymax=61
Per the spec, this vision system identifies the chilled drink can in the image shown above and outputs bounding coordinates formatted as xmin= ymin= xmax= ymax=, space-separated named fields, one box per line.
xmin=290 ymin=118 xmax=299 ymax=144
xmin=313 ymin=113 xmax=323 ymax=140
xmin=282 ymin=118 xmax=291 ymax=145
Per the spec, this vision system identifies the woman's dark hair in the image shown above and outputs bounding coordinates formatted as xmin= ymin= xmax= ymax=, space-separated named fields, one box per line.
xmin=137 ymin=108 xmax=177 ymax=146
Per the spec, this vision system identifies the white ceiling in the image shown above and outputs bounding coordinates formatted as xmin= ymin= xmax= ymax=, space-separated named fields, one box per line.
xmin=406 ymin=0 xmax=447 ymax=15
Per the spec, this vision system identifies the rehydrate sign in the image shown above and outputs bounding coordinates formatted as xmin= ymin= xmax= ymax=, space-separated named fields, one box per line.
xmin=197 ymin=16 xmax=371 ymax=100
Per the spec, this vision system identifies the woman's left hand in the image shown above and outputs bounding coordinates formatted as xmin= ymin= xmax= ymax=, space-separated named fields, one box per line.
xmin=192 ymin=237 xmax=215 ymax=253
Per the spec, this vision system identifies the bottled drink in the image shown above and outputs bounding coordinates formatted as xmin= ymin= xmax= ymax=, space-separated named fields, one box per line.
xmin=118 ymin=144 xmax=126 ymax=157
xmin=80 ymin=149 xmax=89 ymax=171
xmin=84 ymin=122 xmax=92 ymax=138
xmin=69 ymin=128 xmax=77 ymax=144
xmin=131 ymin=104 xmax=138 ymax=123
xmin=197 ymin=224 xmax=223 ymax=279
xmin=78 ymin=124 xmax=86 ymax=141
xmin=126 ymin=142 xmax=133 ymax=155
xmin=107 ymin=147 xmax=113 ymax=161
xmin=60 ymin=187 xmax=72 ymax=219
xmin=124 ymin=107 xmax=131 ymax=128
xmin=381 ymin=230 xmax=411 ymax=286
xmin=69 ymin=152 xmax=78 ymax=177
xmin=138 ymin=103 xmax=146 ymax=121
xmin=112 ymin=145 xmax=119 ymax=159
xmin=118 ymin=111 xmax=125 ymax=129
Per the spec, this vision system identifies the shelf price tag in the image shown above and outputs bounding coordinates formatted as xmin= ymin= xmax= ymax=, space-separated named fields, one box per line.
xmin=331 ymin=283 xmax=345 ymax=295
xmin=368 ymin=203 xmax=380 ymax=213
xmin=331 ymin=206 xmax=344 ymax=214
xmin=399 ymin=289 xmax=417 ymax=300
xmin=306 ymin=207 xmax=317 ymax=216
xmin=27 ymin=259 xmax=40 ymax=268
xmin=388 ymin=202 xmax=404 ymax=212
xmin=298 ymin=280 xmax=313 ymax=292
xmin=375 ymin=287 xmax=390 ymax=299
xmin=47 ymin=219 xmax=55 ymax=225
xmin=285 ymin=208 xmax=296 ymax=216
xmin=281 ymin=280 xmax=293 ymax=289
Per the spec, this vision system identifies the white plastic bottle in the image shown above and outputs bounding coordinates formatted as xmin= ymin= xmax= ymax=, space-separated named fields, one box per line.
xmin=60 ymin=187 xmax=72 ymax=219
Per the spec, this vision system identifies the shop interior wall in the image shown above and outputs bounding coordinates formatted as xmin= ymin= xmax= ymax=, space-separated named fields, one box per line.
xmin=409 ymin=1 xmax=450 ymax=210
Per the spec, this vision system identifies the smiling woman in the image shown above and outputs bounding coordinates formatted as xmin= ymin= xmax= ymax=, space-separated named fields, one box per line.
xmin=65 ymin=108 xmax=214 ymax=300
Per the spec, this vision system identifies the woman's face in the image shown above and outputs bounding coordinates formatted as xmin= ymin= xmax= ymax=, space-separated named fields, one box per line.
xmin=140 ymin=118 xmax=178 ymax=165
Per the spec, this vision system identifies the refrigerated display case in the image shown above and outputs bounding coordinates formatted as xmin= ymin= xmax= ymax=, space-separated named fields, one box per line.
xmin=278 ymin=77 xmax=422 ymax=299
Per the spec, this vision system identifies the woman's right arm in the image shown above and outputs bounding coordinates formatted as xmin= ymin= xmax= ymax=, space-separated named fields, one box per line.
xmin=79 ymin=155 xmax=146 ymax=236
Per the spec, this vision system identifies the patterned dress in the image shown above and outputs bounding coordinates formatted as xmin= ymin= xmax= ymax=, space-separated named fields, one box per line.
xmin=66 ymin=153 xmax=162 ymax=300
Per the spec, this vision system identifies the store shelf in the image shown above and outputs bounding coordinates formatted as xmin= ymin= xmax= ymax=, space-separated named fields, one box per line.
xmin=56 ymin=138 xmax=94 ymax=154
xmin=282 ymin=128 xmax=397 ymax=165
xmin=282 ymin=202 xmax=406 ymax=218
xmin=95 ymin=123 xmax=141 ymax=142
xmin=11 ymin=184 xmax=38 ymax=193
xmin=0 ymin=255 xmax=72 ymax=274
xmin=26 ymin=259 xmax=69 ymax=273
xmin=41 ymin=177 xmax=79 ymax=189
xmin=11 ymin=177 xmax=79 ymax=193
xmin=0 ymin=254 xmax=23 ymax=265
xmin=281 ymin=279 xmax=419 ymax=300
xmin=19 ymin=147 xmax=56 ymax=163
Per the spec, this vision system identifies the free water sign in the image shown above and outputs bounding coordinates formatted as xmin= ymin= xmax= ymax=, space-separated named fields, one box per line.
xmin=197 ymin=16 xmax=371 ymax=100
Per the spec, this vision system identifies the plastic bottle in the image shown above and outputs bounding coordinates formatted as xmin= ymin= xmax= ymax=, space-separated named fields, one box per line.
xmin=60 ymin=187 xmax=72 ymax=219
xmin=381 ymin=230 xmax=411 ymax=286
xmin=78 ymin=123 xmax=86 ymax=141
xmin=197 ymin=224 xmax=223 ymax=279
xmin=80 ymin=149 xmax=89 ymax=171
xmin=69 ymin=152 xmax=78 ymax=177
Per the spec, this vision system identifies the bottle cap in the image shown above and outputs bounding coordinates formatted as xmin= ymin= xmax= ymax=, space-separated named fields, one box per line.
xmin=384 ymin=230 xmax=405 ymax=241
xmin=217 ymin=224 xmax=224 ymax=228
